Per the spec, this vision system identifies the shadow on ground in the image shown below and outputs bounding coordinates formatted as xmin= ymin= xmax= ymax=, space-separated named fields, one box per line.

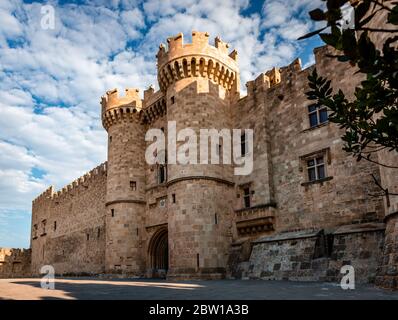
xmin=8 ymin=278 xmax=398 ymax=300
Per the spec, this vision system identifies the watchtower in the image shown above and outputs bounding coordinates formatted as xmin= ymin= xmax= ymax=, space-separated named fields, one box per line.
xmin=101 ymin=88 xmax=146 ymax=275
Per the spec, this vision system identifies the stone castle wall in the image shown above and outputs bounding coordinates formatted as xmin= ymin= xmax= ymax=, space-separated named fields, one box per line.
xmin=0 ymin=248 xmax=31 ymax=278
xmin=31 ymin=163 xmax=107 ymax=276
xmin=27 ymin=29 xmax=396 ymax=286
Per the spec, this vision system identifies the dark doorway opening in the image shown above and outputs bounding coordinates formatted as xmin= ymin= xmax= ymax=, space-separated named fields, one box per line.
xmin=148 ymin=228 xmax=168 ymax=278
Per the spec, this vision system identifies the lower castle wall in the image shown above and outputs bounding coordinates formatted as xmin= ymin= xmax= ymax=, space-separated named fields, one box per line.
xmin=376 ymin=214 xmax=398 ymax=289
xmin=228 ymin=225 xmax=384 ymax=284
xmin=31 ymin=164 xmax=107 ymax=276
xmin=0 ymin=248 xmax=31 ymax=278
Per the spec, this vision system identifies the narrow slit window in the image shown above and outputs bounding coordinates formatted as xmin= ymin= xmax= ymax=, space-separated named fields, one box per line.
xmin=243 ymin=187 xmax=251 ymax=208
xmin=241 ymin=133 xmax=247 ymax=156
xmin=130 ymin=180 xmax=137 ymax=191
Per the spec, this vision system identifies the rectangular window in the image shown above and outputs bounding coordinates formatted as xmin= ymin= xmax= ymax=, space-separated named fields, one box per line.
xmin=307 ymin=156 xmax=326 ymax=182
xmin=172 ymin=194 xmax=176 ymax=203
xmin=130 ymin=181 xmax=137 ymax=191
xmin=308 ymin=104 xmax=328 ymax=127
xmin=158 ymin=165 xmax=166 ymax=184
xmin=171 ymin=96 xmax=175 ymax=104
xmin=33 ymin=224 xmax=38 ymax=238
xmin=86 ymin=233 xmax=90 ymax=241
xmin=41 ymin=220 xmax=47 ymax=235
xmin=241 ymin=133 xmax=247 ymax=156
xmin=243 ymin=187 xmax=251 ymax=208
xmin=111 ymin=209 xmax=115 ymax=217
xmin=53 ymin=221 xmax=57 ymax=231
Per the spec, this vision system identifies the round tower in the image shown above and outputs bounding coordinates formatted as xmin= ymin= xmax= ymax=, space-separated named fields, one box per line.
xmin=101 ymin=88 xmax=146 ymax=275
xmin=157 ymin=31 xmax=240 ymax=279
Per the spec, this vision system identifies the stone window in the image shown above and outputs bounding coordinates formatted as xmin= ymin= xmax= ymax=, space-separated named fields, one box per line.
xmin=214 ymin=213 xmax=218 ymax=225
xmin=109 ymin=135 xmax=112 ymax=143
xmin=86 ymin=233 xmax=90 ymax=241
xmin=243 ymin=187 xmax=251 ymax=208
xmin=130 ymin=180 xmax=137 ymax=191
xmin=33 ymin=224 xmax=38 ymax=239
xmin=308 ymin=103 xmax=328 ymax=127
xmin=41 ymin=220 xmax=47 ymax=236
xmin=241 ymin=133 xmax=248 ymax=156
xmin=172 ymin=193 xmax=176 ymax=203
xmin=158 ymin=165 xmax=167 ymax=184
xmin=53 ymin=221 xmax=57 ymax=231
xmin=300 ymin=148 xmax=332 ymax=186
xmin=171 ymin=96 xmax=175 ymax=104
xmin=111 ymin=209 xmax=115 ymax=217
xmin=306 ymin=156 xmax=326 ymax=182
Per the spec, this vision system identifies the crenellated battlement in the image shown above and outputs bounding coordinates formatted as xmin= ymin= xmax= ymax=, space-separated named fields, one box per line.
xmin=101 ymin=88 xmax=142 ymax=112
xmin=156 ymin=31 xmax=240 ymax=92
xmin=32 ymin=186 xmax=54 ymax=205
xmin=101 ymin=88 xmax=143 ymax=130
xmin=245 ymin=56 xmax=304 ymax=98
xmin=32 ymin=162 xmax=107 ymax=205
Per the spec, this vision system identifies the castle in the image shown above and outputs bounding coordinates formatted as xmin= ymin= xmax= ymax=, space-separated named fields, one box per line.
xmin=8 ymin=31 xmax=394 ymax=288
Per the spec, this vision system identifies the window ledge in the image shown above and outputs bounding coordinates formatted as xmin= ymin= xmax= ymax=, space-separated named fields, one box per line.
xmin=235 ymin=202 xmax=277 ymax=213
xmin=301 ymin=176 xmax=333 ymax=187
xmin=302 ymin=121 xmax=329 ymax=133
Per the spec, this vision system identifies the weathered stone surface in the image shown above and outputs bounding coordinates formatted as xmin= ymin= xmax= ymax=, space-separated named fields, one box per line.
xmin=26 ymin=29 xmax=396 ymax=284
xmin=0 ymin=248 xmax=31 ymax=278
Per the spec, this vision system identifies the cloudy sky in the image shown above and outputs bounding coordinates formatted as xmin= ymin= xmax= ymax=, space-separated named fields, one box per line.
xmin=0 ymin=0 xmax=323 ymax=248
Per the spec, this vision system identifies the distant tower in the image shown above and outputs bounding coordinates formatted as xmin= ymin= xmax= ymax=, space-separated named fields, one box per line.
xmin=157 ymin=31 xmax=240 ymax=279
xmin=101 ymin=88 xmax=146 ymax=275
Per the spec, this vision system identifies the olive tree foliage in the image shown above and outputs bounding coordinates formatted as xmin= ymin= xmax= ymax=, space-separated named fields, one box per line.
xmin=299 ymin=0 xmax=398 ymax=196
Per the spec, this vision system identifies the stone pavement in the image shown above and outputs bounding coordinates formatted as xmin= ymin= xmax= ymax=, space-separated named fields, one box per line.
xmin=0 ymin=278 xmax=397 ymax=300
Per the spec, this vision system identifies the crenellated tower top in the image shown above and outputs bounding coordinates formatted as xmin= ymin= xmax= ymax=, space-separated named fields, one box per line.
xmin=156 ymin=31 xmax=240 ymax=93
xmin=100 ymin=88 xmax=143 ymax=131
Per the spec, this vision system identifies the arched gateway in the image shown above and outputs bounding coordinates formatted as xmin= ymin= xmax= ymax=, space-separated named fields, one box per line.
xmin=148 ymin=228 xmax=168 ymax=278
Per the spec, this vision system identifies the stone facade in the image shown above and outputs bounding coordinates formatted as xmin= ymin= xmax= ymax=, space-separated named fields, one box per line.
xmin=28 ymin=31 xmax=397 ymax=287
xmin=0 ymin=248 xmax=31 ymax=278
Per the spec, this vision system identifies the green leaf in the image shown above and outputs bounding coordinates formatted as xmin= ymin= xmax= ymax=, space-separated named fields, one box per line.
xmin=298 ymin=26 xmax=328 ymax=40
xmin=309 ymin=8 xmax=326 ymax=21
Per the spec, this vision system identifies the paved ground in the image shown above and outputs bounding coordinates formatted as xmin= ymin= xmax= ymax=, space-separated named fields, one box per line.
xmin=0 ymin=278 xmax=397 ymax=300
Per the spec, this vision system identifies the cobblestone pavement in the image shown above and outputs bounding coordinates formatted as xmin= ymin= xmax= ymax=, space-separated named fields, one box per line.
xmin=0 ymin=278 xmax=397 ymax=300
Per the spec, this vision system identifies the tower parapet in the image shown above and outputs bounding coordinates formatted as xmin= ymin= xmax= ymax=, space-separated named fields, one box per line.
xmin=101 ymin=88 xmax=143 ymax=131
xmin=156 ymin=31 xmax=240 ymax=93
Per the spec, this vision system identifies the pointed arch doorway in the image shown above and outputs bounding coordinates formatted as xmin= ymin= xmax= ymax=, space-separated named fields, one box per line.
xmin=148 ymin=227 xmax=168 ymax=278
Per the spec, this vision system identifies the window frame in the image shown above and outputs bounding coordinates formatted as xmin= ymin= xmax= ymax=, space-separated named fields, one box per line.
xmin=306 ymin=156 xmax=326 ymax=182
xmin=308 ymin=103 xmax=328 ymax=128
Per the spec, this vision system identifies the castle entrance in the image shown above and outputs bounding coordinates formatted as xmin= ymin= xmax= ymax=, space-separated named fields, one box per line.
xmin=148 ymin=227 xmax=168 ymax=278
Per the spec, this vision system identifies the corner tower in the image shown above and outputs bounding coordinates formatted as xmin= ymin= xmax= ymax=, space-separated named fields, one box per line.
xmin=157 ymin=31 xmax=240 ymax=279
xmin=101 ymin=88 xmax=146 ymax=275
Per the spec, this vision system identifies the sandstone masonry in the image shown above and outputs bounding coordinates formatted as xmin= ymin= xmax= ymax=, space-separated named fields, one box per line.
xmin=27 ymin=31 xmax=397 ymax=288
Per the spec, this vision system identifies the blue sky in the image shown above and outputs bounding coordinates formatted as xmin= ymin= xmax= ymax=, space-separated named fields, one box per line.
xmin=0 ymin=0 xmax=323 ymax=248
